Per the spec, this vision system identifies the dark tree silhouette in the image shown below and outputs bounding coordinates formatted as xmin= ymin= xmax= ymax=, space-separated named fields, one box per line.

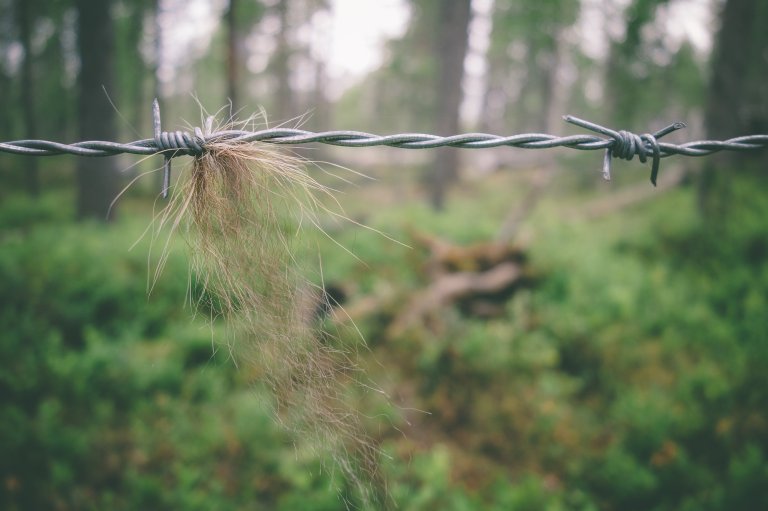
xmin=273 ymin=0 xmax=293 ymax=120
xmin=225 ymin=0 xmax=239 ymax=111
xmin=700 ymin=0 xmax=768 ymax=219
xmin=16 ymin=0 xmax=39 ymax=196
xmin=429 ymin=0 xmax=472 ymax=210
xmin=75 ymin=0 xmax=120 ymax=221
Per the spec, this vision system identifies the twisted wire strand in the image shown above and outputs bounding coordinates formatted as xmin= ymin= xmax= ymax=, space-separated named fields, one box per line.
xmin=4 ymin=130 xmax=768 ymax=157
xmin=2 ymin=100 xmax=767 ymax=197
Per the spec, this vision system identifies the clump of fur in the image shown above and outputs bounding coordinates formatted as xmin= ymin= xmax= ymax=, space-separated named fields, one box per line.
xmin=155 ymin=122 xmax=387 ymax=508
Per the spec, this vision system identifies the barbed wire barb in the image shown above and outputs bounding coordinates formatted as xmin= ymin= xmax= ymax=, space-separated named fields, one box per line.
xmin=1 ymin=99 xmax=766 ymax=196
xmin=563 ymin=115 xmax=687 ymax=185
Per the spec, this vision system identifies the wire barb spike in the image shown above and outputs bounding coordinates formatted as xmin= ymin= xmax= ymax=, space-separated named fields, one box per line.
xmin=152 ymin=99 xmax=172 ymax=199
xmin=564 ymin=115 xmax=686 ymax=185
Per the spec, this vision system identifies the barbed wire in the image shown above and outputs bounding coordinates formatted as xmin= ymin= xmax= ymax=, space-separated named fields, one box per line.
xmin=1 ymin=99 xmax=766 ymax=197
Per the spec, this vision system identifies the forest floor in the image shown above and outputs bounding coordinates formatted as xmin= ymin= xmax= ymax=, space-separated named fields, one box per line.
xmin=2 ymin=160 xmax=767 ymax=510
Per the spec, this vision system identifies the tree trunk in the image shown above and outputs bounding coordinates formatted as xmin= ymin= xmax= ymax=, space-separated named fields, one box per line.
xmin=311 ymin=57 xmax=330 ymax=160
xmin=541 ymin=34 xmax=565 ymax=134
xmin=225 ymin=0 xmax=239 ymax=113
xmin=153 ymin=0 xmax=162 ymax=102
xmin=699 ymin=0 xmax=768 ymax=219
xmin=429 ymin=0 xmax=472 ymax=210
xmin=16 ymin=0 xmax=40 ymax=196
xmin=273 ymin=0 xmax=293 ymax=120
xmin=127 ymin=1 xmax=148 ymax=133
xmin=75 ymin=0 xmax=120 ymax=221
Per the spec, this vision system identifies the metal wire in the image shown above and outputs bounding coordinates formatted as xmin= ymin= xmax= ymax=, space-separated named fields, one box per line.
xmin=6 ymin=120 xmax=768 ymax=156
xmin=2 ymin=100 xmax=767 ymax=196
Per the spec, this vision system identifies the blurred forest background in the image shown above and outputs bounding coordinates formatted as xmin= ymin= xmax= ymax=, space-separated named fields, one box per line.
xmin=1 ymin=0 xmax=768 ymax=509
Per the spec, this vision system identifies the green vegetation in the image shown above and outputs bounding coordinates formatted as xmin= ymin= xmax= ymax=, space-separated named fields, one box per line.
xmin=2 ymin=0 xmax=767 ymax=509
xmin=2 ymin=168 xmax=767 ymax=509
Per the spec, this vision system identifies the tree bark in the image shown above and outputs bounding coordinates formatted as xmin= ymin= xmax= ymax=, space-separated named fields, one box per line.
xmin=429 ymin=0 xmax=472 ymax=210
xmin=699 ymin=0 xmax=768 ymax=219
xmin=16 ymin=0 xmax=40 ymax=196
xmin=75 ymin=0 xmax=120 ymax=221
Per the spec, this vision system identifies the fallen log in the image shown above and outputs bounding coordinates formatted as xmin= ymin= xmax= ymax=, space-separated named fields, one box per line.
xmin=330 ymin=233 xmax=532 ymax=336
xmin=389 ymin=261 xmax=523 ymax=336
